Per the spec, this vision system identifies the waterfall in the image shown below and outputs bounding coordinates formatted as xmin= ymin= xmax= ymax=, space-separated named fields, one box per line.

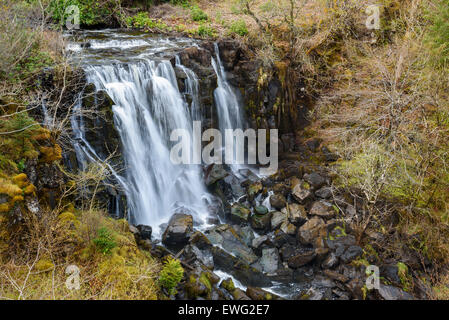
xmin=211 ymin=43 xmax=246 ymax=132
xmin=84 ymin=59 xmax=211 ymax=234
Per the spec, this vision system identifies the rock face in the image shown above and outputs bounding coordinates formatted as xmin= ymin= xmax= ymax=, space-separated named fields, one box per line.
xmin=162 ymin=213 xmax=193 ymax=247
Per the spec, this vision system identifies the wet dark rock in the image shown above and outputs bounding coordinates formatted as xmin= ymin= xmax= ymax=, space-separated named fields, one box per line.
xmin=378 ymin=284 xmax=414 ymax=300
xmin=223 ymin=174 xmax=246 ymax=199
xmin=303 ymin=172 xmax=326 ymax=189
xmin=162 ymin=213 xmax=193 ymax=247
xmin=189 ymin=231 xmax=212 ymax=249
xmin=136 ymin=225 xmax=152 ymax=240
xmin=271 ymin=229 xmax=296 ymax=248
xmin=233 ymin=225 xmax=255 ymax=247
xmin=254 ymin=205 xmax=269 ymax=215
xmin=252 ymin=235 xmax=271 ymax=250
xmin=270 ymin=193 xmax=286 ymax=210
xmin=230 ymin=203 xmax=251 ymax=224
xmin=205 ymin=224 xmax=257 ymax=264
xmin=205 ymin=164 xmax=229 ymax=186
xmin=326 ymin=234 xmax=356 ymax=250
xmin=272 ymin=183 xmax=290 ymax=196
xmin=247 ymin=181 xmax=262 ymax=201
xmin=309 ymin=200 xmax=336 ymax=219
xmin=211 ymin=246 xmax=271 ymax=287
xmin=250 ymin=212 xmax=272 ymax=231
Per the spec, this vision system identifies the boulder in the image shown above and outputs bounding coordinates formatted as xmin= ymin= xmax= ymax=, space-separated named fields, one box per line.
xmin=282 ymin=203 xmax=307 ymax=226
xmin=254 ymin=205 xmax=269 ymax=215
xmin=205 ymin=224 xmax=258 ymax=264
xmin=378 ymin=284 xmax=414 ymax=300
xmin=137 ymin=224 xmax=152 ymax=240
xmin=162 ymin=213 xmax=193 ymax=246
xmin=250 ymin=212 xmax=272 ymax=231
xmin=321 ymin=252 xmax=339 ymax=269
xmin=230 ymin=203 xmax=251 ymax=224
xmin=315 ymin=187 xmax=332 ymax=199
xmin=292 ymin=182 xmax=312 ymax=204
xmin=271 ymin=211 xmax=287 ymax=230
xmin=205 ymin=164 xmax=228 ymax=186
xmin=297 ymin=216 xmax=326 ymax=246
xmin=303 ymin=172 xmax=326 ymax=189
xmin=280 ymin=221 xmax=296 ymax=236
xmin=246 ymin=287 xmax=282 ymax=300
xmin=270 ymin=193 xmax=286 ymax=210
xmin=309 ymin=201 xmax=337 ymax=219
xmin=287 ymin=250 xmax=316 ymax=268
xmin=340 ymin=245 xmax=363 ymax=263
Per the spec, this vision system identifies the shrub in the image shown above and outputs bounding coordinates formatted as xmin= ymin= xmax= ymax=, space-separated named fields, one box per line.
xmin=93 ymin=227 xmax=117 ymax=254
xmin=190 ymin=5 xmax=208 ymax=22
xmin=158 ymin=256 xmax=184 ymax=295
xmin=197 ymin=24 xmax=216 ymax=37
xmin=229 ymin=19 xmax=248 ymax=36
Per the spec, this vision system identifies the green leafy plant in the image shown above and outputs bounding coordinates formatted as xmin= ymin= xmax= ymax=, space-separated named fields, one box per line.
xmin=197 ymin=24 xmax=216 ymax=37
xmin=93 ymin=227 xmax=117 ymax=254
xmin=229 ymin=19 xmax=248 ymax=36
xmin=190 ymin=5 xmax=208 ymax=22
xmin=158 ymin=256 xmax=184 ymax=295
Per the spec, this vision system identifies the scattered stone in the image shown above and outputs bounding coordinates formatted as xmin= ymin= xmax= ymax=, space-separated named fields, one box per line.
xmin=280 ymin=221 xmax=296 ymax=236
xmin=292 ymin=182 xmax=312 ymax=204
xmin=279 ymin=244 xmax=296 ymax=261
xmin=378 ymin=284 xmax=414 ymax=300
xmin=246 ymin=287 xmax=282 ymax=300
xmin=315 ymin=187 xmax=332 ymax=199
xmin=252 ymin=235 xmax=270 ymax=249
xmin=270 ymin=193 xmax=286 ymax=209
xmin=309 ymin=201 xmax=336 ymax=219
xmin=297 ymin=216 xmax=326 ymax=246
xmin=254 ymin=205 xmax=269 ymax=215
xmin=303 ymin=172 xmax=326 ymax=189
xmin=323 ymin=269 xmax=349 ymax=283
xmin=341 ymin=245 xmax=363 ymax=263
xmin=162 ymin=213 xmax=193 ymax=246
xmin=250 ymin=212 xmax=272 ymax=231
xmin=271 ymin=211 xmax=287 ymax=230
xmin=282 ymin=203 xmax=307 ymax=226
xmin=287 ymin=250 xmax=316 ymax=268
xmin=206 ymin=224 xmax=258 ymax=264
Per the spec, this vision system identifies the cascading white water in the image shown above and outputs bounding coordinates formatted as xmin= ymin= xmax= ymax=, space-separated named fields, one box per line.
xmin=211 ymin=43 xmax=245 ymax=132
xmin=84 ymin=59 xmax=211 ymax=234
